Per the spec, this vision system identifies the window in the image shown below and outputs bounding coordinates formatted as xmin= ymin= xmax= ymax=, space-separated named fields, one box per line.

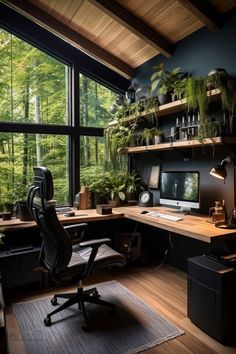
xmin=0 ymin=133 xmax=69 ymax=210
xmin=79 ymin=73 xmax=117 ymax=128
xmin=0 ymin=28 xmax=69 ymax=125
xmin=0 ymin=28 xmax=70 ymax=210
xmin=0 ymin=25 xmax=126 ymax=211
xmin=80 ymin=136 xmax=105 ymax=186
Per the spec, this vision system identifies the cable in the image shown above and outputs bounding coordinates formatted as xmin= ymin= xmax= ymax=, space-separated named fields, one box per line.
xmin=153 ymin=231 xmax=173 ymax=271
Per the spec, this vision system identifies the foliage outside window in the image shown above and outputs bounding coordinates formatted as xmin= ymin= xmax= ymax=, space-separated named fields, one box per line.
xmin=0 ymin=133 xmax=69 ymax=211
xmin=80 ymin=73 xmax=117 ymax=128
xmin=0 ymin=28 xmax=70 ymax=209
xmin=0 ymin=28 xmax=68 ymax=125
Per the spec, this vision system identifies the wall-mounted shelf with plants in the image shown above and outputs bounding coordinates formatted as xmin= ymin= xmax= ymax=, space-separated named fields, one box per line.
xmin=122 ymin=136 xmax=236 ymax=154
xmin=108 ymin=89 xmax=221 ymax=127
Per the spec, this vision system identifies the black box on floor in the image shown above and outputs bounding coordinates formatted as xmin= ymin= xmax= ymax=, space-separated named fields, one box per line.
xmin=187 ymin=255 xmax=236 ymax=343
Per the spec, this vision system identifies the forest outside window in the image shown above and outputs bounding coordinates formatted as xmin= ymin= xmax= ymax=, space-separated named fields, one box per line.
xmin=0 ymin=133 xmax=69 ymax=211
xmin=79 ymin=73 xmax=117 ymax=128
xmin=0 ymin=28 xmax=69 ymax=125
xmin=80 ymin=136 xmax=105 ymax=186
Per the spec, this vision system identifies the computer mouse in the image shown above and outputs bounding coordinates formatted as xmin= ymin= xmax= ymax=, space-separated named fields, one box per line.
xmin=140 ymin=210 xmax=149 ymax=214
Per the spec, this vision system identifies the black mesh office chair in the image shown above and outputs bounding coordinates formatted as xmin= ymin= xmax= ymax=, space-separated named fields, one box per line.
xmin=27 ymin=166 xmax=126 ymax=331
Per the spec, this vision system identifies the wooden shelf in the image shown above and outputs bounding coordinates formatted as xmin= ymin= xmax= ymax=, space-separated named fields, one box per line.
xmin=122 ymin=136 xmax=236 ymax=154
xmin=108 ymin=89 xmax=221 ymax=127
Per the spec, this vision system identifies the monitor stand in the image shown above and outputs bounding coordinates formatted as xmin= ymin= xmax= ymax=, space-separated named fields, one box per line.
xmin=171 ymin=206 xmax=191 ymax=215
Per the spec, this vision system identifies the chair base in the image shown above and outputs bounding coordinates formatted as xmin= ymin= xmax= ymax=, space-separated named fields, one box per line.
xmin=44 ymin=286 xmax=116 ymax=331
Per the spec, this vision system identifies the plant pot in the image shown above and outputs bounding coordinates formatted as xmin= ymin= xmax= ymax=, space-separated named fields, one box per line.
xmin=108 ymin=199 xmax=120 ymax=207
xmin=207 ymin=68 xmax=228 ymax=90
xmin=17 ymin=201 xmax=34 ymax=221
xmin=158 ymin=93 xmax=172 ymax=105
xmin=154 ymin=134 xmax=165 ymax=144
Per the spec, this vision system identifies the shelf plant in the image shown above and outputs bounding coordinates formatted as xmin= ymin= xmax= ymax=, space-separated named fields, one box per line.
xmin=140 ymin=127 xmax=164 ymax=145
xmin=150 ymin=62 xmax=183 ymax=104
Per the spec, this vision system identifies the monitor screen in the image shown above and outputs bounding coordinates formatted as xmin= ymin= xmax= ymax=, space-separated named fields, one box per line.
xmin=160 ymin=171 xmax=200 ymax=212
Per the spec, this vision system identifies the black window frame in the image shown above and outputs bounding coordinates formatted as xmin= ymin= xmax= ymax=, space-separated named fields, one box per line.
xmin=0 ymin=3 xmax=128 ymax=206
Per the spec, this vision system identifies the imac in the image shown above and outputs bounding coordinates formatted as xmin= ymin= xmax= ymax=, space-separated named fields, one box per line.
xmin=160 ymin=171 xmax=200 ymax=213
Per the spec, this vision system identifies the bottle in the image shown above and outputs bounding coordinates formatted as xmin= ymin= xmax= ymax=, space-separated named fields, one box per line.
xmin=209 ymin=201 xmax=225 ymax=223
xmin=175 ymin=117 xmax=180 ymax=140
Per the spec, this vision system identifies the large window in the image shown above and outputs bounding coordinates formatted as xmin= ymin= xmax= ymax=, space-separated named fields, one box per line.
xmin=80 ymin=73 xmax=117 ymax=128
xmin=0 ymin=26 xmax=125 ymax=212
xmin=0 ymin=28 xmax=70 ymax=211
xmin=0 ymin=29 xmax=68 ymax=125
xmin=0 ymin=133 xmax=69 ymax=209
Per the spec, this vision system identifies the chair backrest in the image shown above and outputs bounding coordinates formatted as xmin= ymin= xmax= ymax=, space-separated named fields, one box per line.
xmin=28 ymin=166 xmax=72 ymax=275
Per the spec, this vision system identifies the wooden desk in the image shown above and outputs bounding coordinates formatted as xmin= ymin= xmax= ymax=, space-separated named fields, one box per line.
xmin=1 ymin=206 xmax=236 ymax=244
xmin=116 ymin=206 xmax=236 ymax=244
xmin=0 ymin=208 xmax=124 ymax=232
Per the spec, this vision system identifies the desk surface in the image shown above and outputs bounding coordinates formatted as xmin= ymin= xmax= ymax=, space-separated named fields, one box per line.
xmin=1 ymin=206 xmax=236 ymax=243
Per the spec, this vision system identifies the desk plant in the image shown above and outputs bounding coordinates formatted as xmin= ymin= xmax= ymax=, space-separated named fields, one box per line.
xmin=88 ymin=170 xmax=145 ymax=207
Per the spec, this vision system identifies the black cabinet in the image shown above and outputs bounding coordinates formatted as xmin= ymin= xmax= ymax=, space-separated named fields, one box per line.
xmin=187 ymin=255 xmax=236 ymax=343
xmin=0 ymin=248 xmax=41 ymax=290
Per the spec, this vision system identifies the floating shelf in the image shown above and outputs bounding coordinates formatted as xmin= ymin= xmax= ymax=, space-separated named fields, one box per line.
xmin=108 ymin=89 xmax=221 ymax=127
xmin=122 ymin=136 xmax=236 ymax=154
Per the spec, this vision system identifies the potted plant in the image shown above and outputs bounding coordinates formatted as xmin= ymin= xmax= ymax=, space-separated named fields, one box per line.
xmin=141 ymin=127 xmax=164 ymax=145
xmin=185 ymin=77 xmax=217 ymax=141
xmin=106 ymin=172 xmax=126 ymax=207
xmin=123 ymin=171 xmax=145 ymax=201
xmin=150 ymin=62 xmax=182 ymax=105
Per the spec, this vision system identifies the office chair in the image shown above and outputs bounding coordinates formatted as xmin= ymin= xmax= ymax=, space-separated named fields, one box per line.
xmin=27 ymin=166 xmax=126 ymax=331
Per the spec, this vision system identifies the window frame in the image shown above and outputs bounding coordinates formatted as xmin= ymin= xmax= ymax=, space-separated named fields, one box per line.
xmin=0 ymin=14 xmax=125 ymax=206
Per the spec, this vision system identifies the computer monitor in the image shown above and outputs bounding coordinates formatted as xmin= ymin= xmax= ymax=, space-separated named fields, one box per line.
xmin=160 ymin=171 xmax=200 ymax=213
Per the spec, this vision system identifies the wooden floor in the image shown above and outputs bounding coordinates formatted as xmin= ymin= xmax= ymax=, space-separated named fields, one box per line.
xmin=5 ymin=263 xmax=236 ymax=354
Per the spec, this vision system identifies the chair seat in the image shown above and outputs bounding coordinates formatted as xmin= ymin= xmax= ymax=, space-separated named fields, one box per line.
xmin=58 ymin=244 xmax=126 ymax=280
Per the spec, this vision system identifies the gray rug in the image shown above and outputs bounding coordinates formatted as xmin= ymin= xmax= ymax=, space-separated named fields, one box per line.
xmin=13 ymin=280 xmax=184 ymax=354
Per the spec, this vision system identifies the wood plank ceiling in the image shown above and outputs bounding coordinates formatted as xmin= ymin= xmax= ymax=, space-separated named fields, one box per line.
xmin=2 ymin=0 xmax=236 ymax=79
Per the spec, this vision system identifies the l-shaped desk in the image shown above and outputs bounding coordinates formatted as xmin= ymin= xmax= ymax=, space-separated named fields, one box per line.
xmin=1 ymin=205 xmax=236 ymax=246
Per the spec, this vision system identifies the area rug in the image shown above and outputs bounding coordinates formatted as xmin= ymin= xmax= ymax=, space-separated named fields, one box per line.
xmin=13 ymin=280 xmax=184 ymax=354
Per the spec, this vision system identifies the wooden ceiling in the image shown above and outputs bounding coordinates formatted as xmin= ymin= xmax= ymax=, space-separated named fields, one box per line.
xmin=2 ymin=0 xmax=236 ymax=79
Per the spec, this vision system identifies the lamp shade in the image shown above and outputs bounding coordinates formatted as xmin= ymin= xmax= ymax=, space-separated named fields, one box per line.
xmin=209 ymin=163 xmax=227 ymax=179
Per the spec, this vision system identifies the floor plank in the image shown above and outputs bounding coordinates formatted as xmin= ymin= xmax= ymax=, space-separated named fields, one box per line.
xmin=5 ymin=264 xmax=236 ymax=354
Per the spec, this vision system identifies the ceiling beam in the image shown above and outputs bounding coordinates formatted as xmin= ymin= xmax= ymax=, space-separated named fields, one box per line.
xmin=176 ymin=0 xmax=222 ymax=32
xmin=88 ymin=0 xmax=174 ymax=57
xmin=2 ymin=0 xmax=134 ymax=79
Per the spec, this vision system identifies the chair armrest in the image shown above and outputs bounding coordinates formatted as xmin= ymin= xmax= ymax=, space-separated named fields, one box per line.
xmin=64 ymin=223 xmax=88 ymax=232
xmin=79 ymin=238 xmax=111 ymax=249
xmin=64 ymin=223 xmax=88 ymax=243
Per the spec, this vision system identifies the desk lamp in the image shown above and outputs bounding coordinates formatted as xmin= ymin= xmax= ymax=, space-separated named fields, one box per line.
xmin=209 ymin=155 xmax=236 ymax=229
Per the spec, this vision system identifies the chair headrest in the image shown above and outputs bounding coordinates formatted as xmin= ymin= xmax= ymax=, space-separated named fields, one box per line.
xmin=33 ymin=166 xmax=54 ymax=201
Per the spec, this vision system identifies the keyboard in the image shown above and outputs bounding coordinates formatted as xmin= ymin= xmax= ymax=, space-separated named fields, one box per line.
xmin=55 ymin=207 xmax=72 ymax=213
xmin=146 ymin=212 xmax=183 ymax=222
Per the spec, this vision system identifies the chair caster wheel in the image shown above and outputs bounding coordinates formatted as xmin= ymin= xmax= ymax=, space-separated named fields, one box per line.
xmin=82 ymin=324 xmax=91 ymax=332
xmin=51 ymin=297 xmax=58 ymax=306
xmin=92 ymin=290 xmax=99 ymax=298
xmin=44 ymin=317 xmax=52 ymax=326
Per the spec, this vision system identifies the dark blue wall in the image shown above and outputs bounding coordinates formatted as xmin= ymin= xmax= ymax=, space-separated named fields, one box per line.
xmin=134 ymin=9 xmax=236 ymax=86
xmin=132 ymin=9 xmax=236 ymax=216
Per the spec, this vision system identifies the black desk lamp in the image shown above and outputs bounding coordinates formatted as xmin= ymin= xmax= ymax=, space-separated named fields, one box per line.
xmin=209 ymin=155 xmax=236 ymax=229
